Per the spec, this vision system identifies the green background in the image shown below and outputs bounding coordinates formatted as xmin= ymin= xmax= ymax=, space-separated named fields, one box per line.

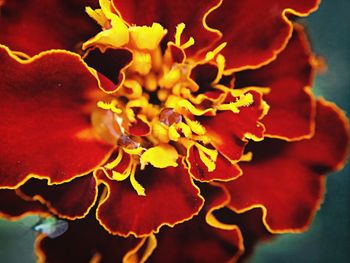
xmin=0 ymin=0 xmax=349 ymax=262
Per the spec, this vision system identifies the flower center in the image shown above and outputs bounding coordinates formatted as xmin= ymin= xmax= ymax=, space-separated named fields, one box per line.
xmin=85 ymin=0 xmax=258 ymax=195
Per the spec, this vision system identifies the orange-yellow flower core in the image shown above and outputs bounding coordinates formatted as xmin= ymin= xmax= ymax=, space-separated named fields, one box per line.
xmin=86 ymin=0 xmax=266 ymax=195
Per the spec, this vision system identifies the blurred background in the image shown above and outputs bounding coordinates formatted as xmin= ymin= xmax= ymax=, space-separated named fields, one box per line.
xmin=0 ymin=0 xmax=349 ymax=262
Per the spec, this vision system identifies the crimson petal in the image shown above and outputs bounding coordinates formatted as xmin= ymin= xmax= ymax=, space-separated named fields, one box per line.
xmin=206 ymin=0 xmax=320 ymax=70
xmin=35 ymin=205 xmax=145 ymax=263
xmin=0 ymin=0 xmax=99 ymax=55
xmin=96 ymin=159 xmax=204 ymax=237
xmin=223 ymin=100 xmax=349 ymax=232
xmin=200 ymin=91 xmax=266 ymax=161
xmin=0 ymin=190 xmax=48 ymax=219
xmin=187 ymin=145 xmax=242 ymax=182
xmin=235 ymin=25 xmax=315 ymax=140
xmin=112 ymin=0 xmax=221 ymax=56
xmin=149 ymin=183 xmax=243 ymax=263
xmin=19 ymin=174 xmax=97 ymax=220
xmin=0 ymin=46 xmax=113 ymax=188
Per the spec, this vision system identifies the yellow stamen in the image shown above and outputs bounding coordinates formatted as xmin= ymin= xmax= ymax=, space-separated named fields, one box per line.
xmin=129 ymin=23 xmax=167 ymax=50
xmin=205 ymin=42 xmax=227 ymax=61
xmin=130 ymin=164 xmax=146 ymax=196
xmin=184 ymin=117 xmax=206 ymax=135
xmin=129 ymin=51 xmax=152 ymax=75
xmin=104 ymin=149 xmax=124 ymax=170
xmin=195 ymin=143 xmax=218 ymax=172
xmin=168 ymin=125 xmax=181 ymax=141
xmin=175 ymin=23 xmax=185 ymax=46
xmin=97 ymin=100 xmax=122 ymax=114
xmin=217 ymin=93 xmax=254 ymax=113
xmin=123 ymin=79 xmax=143 ymax=99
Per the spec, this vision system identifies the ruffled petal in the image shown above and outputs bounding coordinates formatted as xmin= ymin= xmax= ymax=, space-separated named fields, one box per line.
xmin=0 ymin=46 xmax=113 ymax=188
xmin=223 ymin=100 xmax=349 ymax=232
xmin=200 ymin=91 xmax=266 ymax=161
xmin=149 ymin=183 xmax=244 ymax=263
xmin=35 ymin=206 xmax=147 ymax=263
xmin=0 ymin=0 xmax=99 ymax=55
xmin=18 ymin=175 xmax=97 ymax=220
xmin=0 ymin=190 xmax=48 ymax=219
xmin=96 ymin=159 xmax=204 ymax=237
xmin=186 ymin=145 xmax=242 ymax=182
xmin=112 ymin=0 xmax=221 ymax=56
xmin=83 ymin=47 xmax=133 ymax=93
xmin=214 ymin=207 xmax=273 ymax=262
xmin=235 ymin=25 xmax=316 ymax=140
xmin=206 ymin=0 xmax=320 ymax=70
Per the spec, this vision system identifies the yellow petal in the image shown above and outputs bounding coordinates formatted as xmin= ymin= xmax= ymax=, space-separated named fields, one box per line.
xmin=140 ymin=144 xmax=178 ymax=168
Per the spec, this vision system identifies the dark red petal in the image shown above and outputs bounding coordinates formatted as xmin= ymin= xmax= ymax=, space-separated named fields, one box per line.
xmin=236 ymin=25 xmax=315 ymax=140
xmin=187 ymin=145 xmax=242 ymax=182
xmin=0 ymin=190 xmax=48 ymax=219
xmin=149 ymin=183 xmax=244 ymax=263
xmin=83 ymin=47 xmax=133 ymax=93
xmin=35 ymin=205 xmax=144 ymax=263
xmin=0 ymin=46 xmax=113 ymax=188
xmin=112 ymin=0 xmax=221 ymax=56
xmin=214 ymin=207 xmax=273 ymax=262
xmin=19 ymin=174 xmax=97 ymax=220
xmin=223 ymin=100 xmax=349 ymax=232
xmin=127 ymin=116 xmax=151 ymax=136
xmin=0 ymin=0 xmax=99 ymax=55
xmin=96 ymin=159 xmax=204 ymax=237
xmin=200 ymin=91 xmax=265 ymax=161
xmin=190 ymin=63 xmax=218 ymax=91
xmin=206 ymin=0 xmax=320 ymax=70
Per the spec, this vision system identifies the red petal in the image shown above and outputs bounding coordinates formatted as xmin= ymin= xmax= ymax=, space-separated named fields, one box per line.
xmin=0 ymin=46 xmax=113 ymax=188
xmin=0 ymin=0 xmax=99 ymax=55
xmin=83 ymin=47 xmax=133 ymax=93
xmin=112 ymin=0 xmax=221 ymax=56
xmin=187 ymin=145 xmax=242 ymax=182
xmin=35 ymin=206 xmax=144 ymax=263
xmin=96 ymin=159 xmax=204 ymax=237
xmin=149 ymin=183 xmax=244 ymax=263
xmin=206 ymin=0 xmax=320 ymax=70
xmin=214 ymin=207 xmax=273 ymax=262
xmin=127 ymin=116 xmax=151 ymax=136
xmin=236 ymin=25 xmax=316 ymax=140
xmin=0 ymin=190 xmax=48 ymax=219
xmin=19 ymin=175 xmax=97 ymax=220
xmin=223 ymin=100 xmax=349 ymax=232
xmin=200 ymin=91 xmax=265 ymax=161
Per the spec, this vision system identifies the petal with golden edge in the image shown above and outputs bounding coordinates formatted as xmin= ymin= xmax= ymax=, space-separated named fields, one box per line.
xmin=223 ymin=100 xmax=349 ymax=232
xmin=127 ymin=115 xmax=151 ymax=136
xmin=112 ymin=0 xmax=222 ymax=56
xmin=213 ymin=207 xmax=273 ymax=262
xmin=0 ymin=45 xmax=114 ymax=188
xmin=200 ymin=90 xmax=266 ymax=162
xmin=95 ymin=159 xmax=204 ymax=237
xmin=187 ymin=145 xmax=242 ymax=182
xmin=0 ymin=189 xmax=49 ymax=220
xmin=18 ymin=174 xmax=97 ymax=220
xmin=83 ymin=47 xmax=133 ymax=94
xmin=35 ymin=204 xmax=148 ymax=263
xmin=206 ymin=0 xmax=320 ymax=71
xmin=235 ymin=25 xmax=316 ymax=141
xmin=0 ymin=0 xmax=99 ymax=55
xmin=148 ymin=183 xmax=244 ymax=263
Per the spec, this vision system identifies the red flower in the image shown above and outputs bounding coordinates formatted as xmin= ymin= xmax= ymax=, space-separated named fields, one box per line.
xmin=0 ymin=0 xmax=349 ymax=262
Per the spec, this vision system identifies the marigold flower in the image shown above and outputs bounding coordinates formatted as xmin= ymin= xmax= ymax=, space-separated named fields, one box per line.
xmin=0 ymin=0 xmax=349 ymax=262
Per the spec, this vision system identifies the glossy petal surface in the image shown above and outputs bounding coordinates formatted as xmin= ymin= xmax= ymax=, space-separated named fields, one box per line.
xmin=224 ymin=101 xmax=349 ymax=232
xmin=96 ymin=160 xmax=204 ymax=237
xmin=0 ymin=46 xmax=113 ymax=188
xmin=206 ymin=0 xmax=320 ymax=70
xmin=236 ymin=26 xmax=315 ymax=140
xmin=19 ymin=175 xmax=97 ymax=220
xmin=0 ymin=0 xmax=99 ymax=55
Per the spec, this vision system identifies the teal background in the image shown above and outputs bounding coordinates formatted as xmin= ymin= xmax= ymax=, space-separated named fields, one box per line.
xmin=0 ymin=0 xmax=349 ymax=262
